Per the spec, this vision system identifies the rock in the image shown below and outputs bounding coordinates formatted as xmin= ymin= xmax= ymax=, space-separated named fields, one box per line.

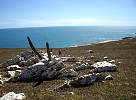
xmin=7 ymin=65 xmax=21 ymax=71
xmin=0 ymin=80 xmax=4 ymax=85
xmin=18 ymin=61 xmax=27 ymax=66
xmin=7 ymin=71 xmax=16 ymax=78
xmin=59 ymin=68 xmax=78 ymax=78
xmin=74 ymin=63 xmax=90 ymax=71
xmin=86 ymin=50 xmax=94 ymax=53
xmin=0 ymin=92 xmax=25 ymax=100
xmin=19 ymin=50 xmax=33 ymax=60
xmin=103 ymin=56 xmax=108 ymax=59
xmin=55 ymin=73 xmax=102 ymax=90
xmin=69 ymin=73 xmax=99 ymax=87
xmin=90 ymin=56 xmax=94 ymax=59
xmin=91 ymin=61 xmax=117 ymax=73
xmin=25 ymin=57 xmax=39 ymax=66
xmin=2 ymin=55 xmax=22 ymax=67
xmin=118 ymin=61 xmax=122 ymax=64
xmin=18 ymin=61 xmax=64 ymax=82
xmin=6 ymin=70 xmax=22 ymax=79
xmin=75 ymin=61 xmax=82 ymax=64
xmin=54 ymin=81 xmax=70 ymax=91
xmin=0 ymin=75 xmax=2 ymax=80
xmin=109 ymin=60 xmax=115 ymax=63
xmin=63 ymin=57 xmax=77 ymax=62
xmin=69 ymin=92 xmax=74 ymax=95
xmin=105 ymin=75 xmax=113 ymax=80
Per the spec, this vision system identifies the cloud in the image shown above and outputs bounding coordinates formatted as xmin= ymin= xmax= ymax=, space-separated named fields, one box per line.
xmin=0 ymin=18 xmax=97 ymax=28
xmin=0 ymin=18 xmax=135 ymax=28
xmin=54 ymin=18 xmax=97 ymax=26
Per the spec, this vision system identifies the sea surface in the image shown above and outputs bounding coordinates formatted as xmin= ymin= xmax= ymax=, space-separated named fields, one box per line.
xmin=0 ymin=26 xmax=136 ymax=48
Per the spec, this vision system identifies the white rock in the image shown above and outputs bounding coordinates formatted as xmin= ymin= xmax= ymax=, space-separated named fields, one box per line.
xmin=105 ymin=75 xmax=113 ymax=80
xmin=69 ymin=92 xmax=74 ymax=95
xmin=59 ymin=68 xmax=78 ymax=77
xmin=7 ymin=65 xmax=21 ymax=71
xmin=54 ymin=57 xmax=60 ymax=61
xmin=0 ymin=92 xmax=25 ymax=100
xmin=103 ymin=56 xmax=108 ymax=59
xmin=74 ymin=63 xmax=90 ymax=71
xmin=16 ymin=70 xmax=22 ymax=73
xmin=0 ymin=80 xmax=4 ymax=85
xmin=92 ymin=61 xmax=117 ymax=72
xmin=86 ymin=50 xmax=94 ymax=53
xmin=7 ymin=71 xmax=16 ymax=78
xmin=0 ymin=75 xmax=2 ymax=80
xmin=70 ymin=73 xmax=99 ymax=87
xmin=118 ymin=61 xmax=122 ymax=64
xmin=109 ymin=60 xmax=115 ymax=63
xmin=28 ymin=62 xmax=44 ymax=68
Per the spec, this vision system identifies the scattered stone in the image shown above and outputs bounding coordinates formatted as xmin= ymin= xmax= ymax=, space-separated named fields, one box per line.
xmin=74 ymin=63 xmax=91 ymax=71
xmin=109 ymin=60 xmax=115 ymax=63
xmin=0 ymin=92 xmax=25 ymax=100
xmin=0 ymin=80 xmax=4 ymax=85
xmin=103 ymin=56 xmax=108 ymax=59
xmin=91 ymin=61 xmax=117 ymax=73
xmin=19 ymin=50 xmax=33 ymax=60
xmin=63 ymin=57 xmax=77 ymax=62
xmin=7 ymin=65 xmax=21 ymax=71
xmin=75 ymin=61 xmax=82 ymax=65
xmin=55 ymin=73 xmax=102 ymax=90
xmin=90 ymin=56 xmax=94 ymax=59
xmin=0 ymin=75 xmax=2 ymax=79
xmin=86 ymin=60 xmax=91 ymax=62
xmin=69 ymin=92 xmax=74 ymax=95
xmin=2 ymin=55 xmax=22 ymax=67
xmin=59 ymin=68 xmax=78 ymax=78
xmin=118 ymin=61 xmax=122 ymax=64
xmin=7 ymin=71 xmax=16 ymax=78
xmin=104 ymin=75 xmax=113 ymax=80
xmin=69 ymin=73 xmax=98 ymax=87
xmin=86 ymin=50 xmax=94 ymax=53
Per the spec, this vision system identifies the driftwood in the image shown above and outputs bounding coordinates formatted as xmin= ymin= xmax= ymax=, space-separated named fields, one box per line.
xmin=46 ymin=42 xmax=51 ymax=61
xmin=27 ymin=36 xmax=43 ymax=60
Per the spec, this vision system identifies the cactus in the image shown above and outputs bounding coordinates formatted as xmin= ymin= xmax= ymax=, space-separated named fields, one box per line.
xmin=46 ymin=42 xmax=51 ymax=61
xmin=27 ymin=36 xmax=43 ymax=60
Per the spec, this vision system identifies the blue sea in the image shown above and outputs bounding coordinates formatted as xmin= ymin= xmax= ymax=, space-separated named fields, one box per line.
xmin=0 ymin=26 xmax=136 ymax=48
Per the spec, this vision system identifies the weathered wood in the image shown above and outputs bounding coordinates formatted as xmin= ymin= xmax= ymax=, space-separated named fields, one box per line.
xmin=46 ymin=42 xmax=51 ymax=61
xmin=27 ymin=36 xmax=43 ymax=60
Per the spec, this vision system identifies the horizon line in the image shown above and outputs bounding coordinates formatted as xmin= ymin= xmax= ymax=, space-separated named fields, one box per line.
xmin=1 ymin=25 xmax=136 ymax=29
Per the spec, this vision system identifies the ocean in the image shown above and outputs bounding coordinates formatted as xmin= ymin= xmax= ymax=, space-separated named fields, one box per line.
xmin=0 ymin=26 xmax=136 ymax=48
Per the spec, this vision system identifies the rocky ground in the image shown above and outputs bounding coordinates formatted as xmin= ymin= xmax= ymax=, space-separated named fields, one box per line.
xmin=0 ymin=38 xmax=136 ymax=100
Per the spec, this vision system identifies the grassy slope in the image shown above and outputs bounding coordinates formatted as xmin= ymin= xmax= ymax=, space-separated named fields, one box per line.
xmin=0 ymin=39 xmax=136 ymax=100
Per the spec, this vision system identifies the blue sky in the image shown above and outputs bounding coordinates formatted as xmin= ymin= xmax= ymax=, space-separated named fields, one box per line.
xmin=0 ymin=0 xmax=136 ymax=28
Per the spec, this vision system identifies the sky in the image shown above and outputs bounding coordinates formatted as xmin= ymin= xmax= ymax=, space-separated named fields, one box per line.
xmin=0 ymin=0 xmax=136 ymax=28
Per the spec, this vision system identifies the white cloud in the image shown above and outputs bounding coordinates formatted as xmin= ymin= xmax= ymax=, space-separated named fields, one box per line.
xmin=0 ymin=18 xmax=97 ymax=28
xmin=54 ymin=18 xmax=97 ymax=26
xmin=0 ymin=18 xmax=135 ymax=28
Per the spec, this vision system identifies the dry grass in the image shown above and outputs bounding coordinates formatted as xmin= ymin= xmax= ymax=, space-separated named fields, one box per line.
xmin=0 ymin=39 xmax=136 ymax=100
